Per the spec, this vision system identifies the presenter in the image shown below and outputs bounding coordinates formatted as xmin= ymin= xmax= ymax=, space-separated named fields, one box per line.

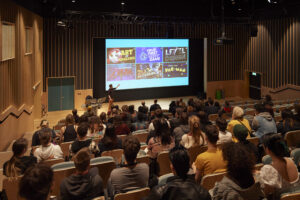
xmin=107 ymin=83 xmax=120 ymax=101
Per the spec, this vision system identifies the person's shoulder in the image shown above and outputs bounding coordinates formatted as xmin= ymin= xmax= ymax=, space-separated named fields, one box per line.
xmin=136 ymin=162 xmax=149 ymax=170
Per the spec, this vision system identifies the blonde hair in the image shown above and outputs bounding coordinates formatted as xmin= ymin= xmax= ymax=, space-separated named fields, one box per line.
xmin=188 ymin=116 xmax=204 ymax=146
xmin=232 ymin=106 xmax=244 ymax=120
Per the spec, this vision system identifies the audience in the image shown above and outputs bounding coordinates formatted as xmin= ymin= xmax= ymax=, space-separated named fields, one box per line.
xmin=169 ymin=107 xmax=183 ymax=131
xmin=60 ymin=114 xmax=78 ymax=142
xmin=108 ymin=136 xmax=149 ymax=198
xmin=3 ymin=138 xmax=37 ymax=177
xmin=223 ymin=101 xmax=232 ymax=113
xmin=114 ymin=114 xmax=131 ymax=135
xmin=19 ymin=164 xmax=53 ymax=200
xmin=72 ymin=109 xmax=80 ymax=124
xmin=181 ymin=115 xmax=205 ymax=148
xmin=259 ymin=134 xmax=299 ymax=199
xmin=146 ymin=146 xmax=211 ymax=200
xmin=132 ymin=111 xmax=148 ymax=131
xmin=216 ymin=118 xmax=232 ymax=144
xmin=87 ymin=116 xmax=105 ymax=138
xmin=98 ymin=125 xmax=122 ymax=156
xmin=227 ymin=106 xmax=252 ymax=142
xmin=294 ymin=103 xmax=300 ymax=123
xmin=148 ymin=109 xmax=170 ymax=132
xmin=204 ymin=99 xmax=219 ymax=115
xmin=277 ymin=108 xmax=300 ymax=136
xmin=212 ymin=142 xmax=265 ymax=200
xmin=34 ymin=129 xmax=63 ymax=162
xmin=69 ymin=123 xmax=99 ymax=158
xmin=252 ymin=103 xmax=277 ymax=139
xmin=150 ymin=99 xmax=161 ymax=112
xmin=60 ymin=148 xmax=104 ymax=200
xmin=32 ymin=119 xmax=57 ymax=146
xmin=198 ymin=111 xmax=212 ymax=132
xmin=138 ymin=101 xmax=149 ymax=114
xmin=173 ymin=112 xmax=189 ymax=145
xmin=193 ymin=125 xmax=226 ymax=182
xmin=128 ymin=105 xmax=137 ymax=122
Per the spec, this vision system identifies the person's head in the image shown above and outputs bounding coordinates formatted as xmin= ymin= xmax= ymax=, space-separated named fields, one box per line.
xmin=222 ymin=142 xmax=255 ymax=188
xmin=123 ymin=136 xmax=140 ymax=165
xmin=121 ymin=105 xmax=129 ymax=113
xmin=233 ymin=124 xmax=249 ymax=144
xmin=154 ymin=109 xmax=163 ymax=118
xmin=153 ymin=118 xmax=171 ymax=145
xmin=198 ymin=111 xmax=209 ymax=124
xmin=295 ymin=103 xmax=300 ymax=115
xmin=208 ymin=97 xmax=214 ymax=106
xmin=99 ymin=112 xmax=107 ymax=122
xmin=232 ymin=106 xmax=244 ymax=120
xmin=19 ymin=164 xmax=53 ymax=200
xmin=179 ymin=112 xmax=188 ymax=125
xmin=154 ymin=99 xmax=158 ymax=104
xmin=204 ymin=125 xmax=219 ymax=145
xmin=141 ymin=101 xmax=145 ymax=106
xmin=40 ymin=119 xmax=49 ymax=128
xmin=281 ymin=108 xmax=293 ymax=120
xmin=77 ymin=122 xmax=89 ymax=138
xmin=214 ymin=101 xmax=220 ymax=108
xmin=72 ymin=109 xmax=78 ymax=116
xmin=169 ymin=146 xmax=190 ymax=179
xmin=187 ymin=106 xmax=194 ymax=113
xmin=263 ymin=134 xmax=288 ymax=160
xmin=175 ymin=107 xmax=183 ymax=118
xmin=73 ymin=148 xmax=90 ymax=172
xmin=128 ymin=105 xmax=135 ymax=114
xmin=216 ymin=117 xmax=227 ymax=132
xmin=254 ymin=103 xmax=266 ymax=114
xmin=189 ymin=115 xmax=204 ymax=146
xmin=109 ymin=84 xmax=113 ymax=89
xmin=13 ymin=138 xmax=28 ymax=157
xmin=39 ymin=130 xmax=51 ymax=147
xmin=66 ymin=114 xmax=75 ymax=125
xmin=225 ymin=101 xmax=230 ymax=107
xmin=265 ymin=94 xmax=272 ymax=102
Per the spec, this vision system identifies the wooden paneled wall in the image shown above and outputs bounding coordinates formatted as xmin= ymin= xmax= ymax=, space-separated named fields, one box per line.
xmin=44 ymin=17 xmax=300 ymax=91
xmin=0 ymin=0 xmax=43 ymax=150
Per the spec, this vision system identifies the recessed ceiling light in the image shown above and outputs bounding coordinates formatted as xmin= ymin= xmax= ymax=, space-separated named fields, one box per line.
xmin=72 ymin=0 xmax=76 ymax=3
xmin=121 ymin=1 xmax=125 ymax=5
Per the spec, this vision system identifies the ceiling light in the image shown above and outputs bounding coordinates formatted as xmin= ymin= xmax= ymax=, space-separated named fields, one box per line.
xmin=238 ymin=8 xmax=242 ymax=11
xmin=121 ymin=1 xmax=125 ymax=5
xmin=57 ymin=20 xmax=66 ymax=27
xmin=72 ymin=0 xmax=76 ymax=2
xmin=267 ymin=0 xmax=278 ymax=4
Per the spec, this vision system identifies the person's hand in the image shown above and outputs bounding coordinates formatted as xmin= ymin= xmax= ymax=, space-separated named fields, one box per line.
xmin=192 ymin=162 xmax=197 ymax=173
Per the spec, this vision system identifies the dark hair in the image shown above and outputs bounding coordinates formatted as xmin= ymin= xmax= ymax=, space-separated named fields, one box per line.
xmin=66 ymin=114 xmax=75 ymax=125
xmin=214 ymin=101 xmax=220 ymax=108
xmin=153 ymin=118 xmax=172 ymax=145
xmin=113 ymin=114 xmax=122 ymax=127
xmin=169 ymin=146 xmax=190 ymax=179
xmin=222 ymin=142 xmax=255 ymax=189
xmin=281 ymin=109 xmax=294 ymax=128
xmin=199 ymin=111 xmax=210 ymax=127
xmin=179 ymin=112 xmax=188 ymax=125
xmin=216 ymin=118 xmax=227 ymax=132
xmin=154 ymin=99 xmax=158 ymax=104
xmin=5 ymin=138 xmax=28 ymax=177
xmin=208 ymin=97 xmax=214 ymax=106
xmin=265 ymin=95 xmax=272 ymax=102
xmin=102 ymin=125 xmax=118 ymax=148
xmin=79 ymin=115 xmax=89 ymax=123
xmin=19 ymin=164 xmax=53 ymax=200
xmin=123 ymin=136 xmax=140 ymax=165
xmin=40 ymin=119 xmax=48 ymax=128
xmin=154 ymin=109 xmax=163 ymax=118
xmin=295 ymin=104 xmax=300 ymax=115
xmin=254 ymin=103 xmax=266 ymax=113
xmin=39 ymin=130 xmax=51 ymax=146
xmin=204 ymin=125 xmax=219 ymax=144
xmin=72 ymin=109 xmax=77 ymax=115
xmin=73 ymin=148 xmax=90 ymax=172
xmin=128 ymin=105 xmax=135 ymax=114
xmin=263 ymin=134 xmax=288 ymax=161
xmin=225 ymin=101 xmax=230 ymax=107
xmin=99 ymin=112 xmax=107 ymax=123
xmin=77 ymin=123 xmax=88 ymax=138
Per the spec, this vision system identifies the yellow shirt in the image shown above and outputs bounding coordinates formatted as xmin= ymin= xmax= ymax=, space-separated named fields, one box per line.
xmin=227 ymin=119 xmax=252 ymax=142
xmin=194 ymin=148 xmax=227 ymax=177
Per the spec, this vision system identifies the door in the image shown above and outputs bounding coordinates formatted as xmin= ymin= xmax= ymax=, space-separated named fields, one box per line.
xmin=48 ymin=77 xmax=74 ymax=111
xmin=249 ymin=72 xmax=261 ymax=100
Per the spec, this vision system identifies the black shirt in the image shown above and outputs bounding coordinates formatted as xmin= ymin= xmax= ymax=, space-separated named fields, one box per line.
xmin=63 ymin=125 xmax=77 ymax=142
xmin=3 ymin=156 xmax=37 ymax=176
xmin=71 ymin=139 xmax=93 ymax=155
xmin=32 ymin=128 xmax=57 ymax=146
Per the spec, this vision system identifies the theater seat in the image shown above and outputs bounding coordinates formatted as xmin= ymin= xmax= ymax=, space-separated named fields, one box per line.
xmin=40 ymin=158 xmax=65 ymax=168
xmin=291 ymin=148 xmax=300 ymax=167
xmin=2 ymin=176 xmax=25 ymax=200
xmin=158 ymin=173 xmax=173 ymax=186
xmin=51 ymin=161 xmax=75 ymax=170
xmin=102 ymin=149 xmax=124 ymax=164
xmin=114 ymin=187 xmax=150 ymax=200
xmin=187 ymin=145 xmax=208 ymax=165
xmin=248 ymin=137 xmax=260 ymax=147
xmin=133 ymin=132 xmax=149 ymax=143
xmin=136 ymin=155 xmax=150 ymax=165
xmin=285 ymin=130 xmax=300 ymax=149
xmin=201 ymin=171 xmax=227 ymax=191
xmin=157 ymin=151 xmax=171 ymax=176
xmin=281 ymin=192 xmax=300 ymax=200
xmin=60 ymin=141 xmax=73 ymax=158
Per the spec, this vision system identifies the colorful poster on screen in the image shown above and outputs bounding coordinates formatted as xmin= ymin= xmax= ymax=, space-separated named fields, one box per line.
xmin=136 ymin=63 xmax=162 ymax=79
xmin=163 ymin=47 xmax=187 ymax=62
xmin=107 ymin=48 xmax=136 ymax=64
xmin=163 ymin=63 xmax=188 ymax=78
xmin=107 ymin=64 xmax=136 ymax=81
xmin=136 ymin=47 xmax=163 ymax=63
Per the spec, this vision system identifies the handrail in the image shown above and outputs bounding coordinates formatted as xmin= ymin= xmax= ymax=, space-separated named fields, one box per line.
xmin=269 ymin=84 xmax=300 ymax=94
xmin=0 ymin=104 xmax=33 ymax=123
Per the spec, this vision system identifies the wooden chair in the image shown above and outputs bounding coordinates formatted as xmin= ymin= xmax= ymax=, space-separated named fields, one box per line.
xmin=285 ymin=130 xmax=300 ymax=149
xmin=92 ymin=196 xmax=105 ymax=200
xmin=187 ymin=145 xmax=208 ymax=165
xmin=281 ymin=192 xmax=300 ymax=200
xmin=114 ymin=187 xmax=150 ymax=200
xmin=60 ymin=141 xmax=73 ymax=158
xmin=248 ymin=137 xmax=260 ymax=147
xmin=136 ymin=155 xmax=150 ymax=165
xmin=2 ymin=176 xmax=25 ymax=200
xmin=201 ymin=171 xmax=227 ymax=191
xmin=41 ymin=158 xmax=65 ymax=168
xmin=102 ymin=149 xmax=124 ymax=164
xmin=208 ymin=114 xmax=219 ymax=122
xmin=158 ymin=173 xmax=173 ymax=186
xmin=245 ymin=109 xmax=256 ymax=116
xmin=0 ymin=151 xmax=13 ymax=170
xmin=133 ymin=132 xmax=149 ymax=143
xmin=157 ymin=151 xmax=171 ymax=176
xmin=51 ymin=166 xmax=76 ymax=197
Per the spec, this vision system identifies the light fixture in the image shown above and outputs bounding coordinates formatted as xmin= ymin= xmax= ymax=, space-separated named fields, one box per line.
xmin=267 ymin=0 xmax=278 ymax=4
xmin=72 ymin=0 xmax=76 ymax=2
xmin=121 ymin=1 xmax=125 ymax=5
xmin=57 ymin=20 xmax=66 ymax=27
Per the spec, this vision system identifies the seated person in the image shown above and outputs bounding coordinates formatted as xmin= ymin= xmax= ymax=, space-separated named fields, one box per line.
xmin=193 ymin=125 xmax=227 ymax=182
xmin=212 ymin=142 xmax=265 ymax=200
xmin=132 ymin=111 xmax=148 ymax=131
xmin=277 ymin=109 xmax=300 ymax=136
xmin=72 ymin=109 xmax=80 ymax=124
xmin=108 ymin=136 xmax=149 ymax=198
xmin=69 ymin=123 xmax=99 ymax=158
xmin=32 ymin=119 xmax=57 ymax=146
xmin=60 ymin=114 xmax=78 ymax=142
xmin=227 ymin=106 xmax=252 ymax=142
xmin=114 ymin=114 xmax=131 ymax=135
xmin=146 ymin=146 xmax=211 ymax=200
xmin=259 ymin=134 xmax=300 ymax=199
xmin=294 ymin=103 xmax=300 ymax=123
xmin=34 ymin=130 xmax=63 ymax=162
xmin=181 ymin=115 xmax=205 ymax=148
xmin=216 ymin=118 xmax=232 ymax=144
xmin=3 ymin=138 xmax=37 ymax=177
xmin=87 ymin=116 xmax=105 ymax=138
xmin=223 ymin=101 xmax=232 ymax=113
xmin=173 ymin=112 xmax=189 ymax=145
xmin=19 ymin=164 xmax=53 ymax=200
xmin=252 ymin=103 xmax=277 ymax=138
xmin=148 ymin=109 xmax=171 ymax=132
xmin=98 ymin=125 xmax=122 ymax=156
xmin=60 ymin=148 xmax=104 ymax=200
xmin=198 ymin=111 xmax=212 ymax=132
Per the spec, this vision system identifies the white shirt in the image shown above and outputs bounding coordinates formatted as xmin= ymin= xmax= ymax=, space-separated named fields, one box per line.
xmin=217 ymin=131 xmax=232 ymax=144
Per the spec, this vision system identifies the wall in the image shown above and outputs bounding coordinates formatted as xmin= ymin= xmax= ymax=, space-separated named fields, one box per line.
xmin=0 ymin=0 xmax=43 ymax=150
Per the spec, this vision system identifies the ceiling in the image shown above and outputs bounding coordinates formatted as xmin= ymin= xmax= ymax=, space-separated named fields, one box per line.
xmin=13 ymin=0 xmax=300 ymax=23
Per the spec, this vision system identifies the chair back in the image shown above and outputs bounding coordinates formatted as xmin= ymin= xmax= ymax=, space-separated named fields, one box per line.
xmin=102 ymin=149 xmax=124 ymax=164
xmin=51 ymin=161 xmax=75 ymax=170
xmin=158 ymin=173 xmax=174 ymax=186
xmin=40 ymin=158 xmax=65 ymax=168
xmin=201 ymin=172 xmax=227 ymax=191
xmin=133 ymin=132 xmax=149 ymax=143
xmin=248 ymin=137 xmax=259 ymax=147
xmin=92 ymin=196 xmax=105 ymax=200
xmin=118 ymin=135 xmax=128 ymax=143
xmin=2 ymin=176 xmax=24 ymax=200
xmin=114 ymin=187 xmax=150 ymax=200
xmin=281 ymin=192 xmax=300 ymax=200
xmin=60 ymin=141 xmax=73 ymax=158
xmin=291 ymin=148 xmax=300 ymax=167
xmin=51 ymin=166 xmax=76 ymax=197
xmin=208 ymin=114 xmax=218 ymax=122
xmin=136 ymin=155 xmax=150 ymax=165
xmin=187 ymin=145 xmax=208 ymax=164
xmin=262 ymin=155 xmax=272 ymax=165
xmin=157 ymin=151 xmax=171 ymax=176
xmin=285 ymin=130 xmax=300 ymax=149
xmin=90 ymin=156 xmax=116 ymax=189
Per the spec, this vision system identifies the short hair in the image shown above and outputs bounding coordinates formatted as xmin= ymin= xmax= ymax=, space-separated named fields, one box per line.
xmin=19 ymin=164 xmax=53 ymax=200
xmin=40 ymin=119 xmax=49 ymax=128
xmin=154 ymin=99 xmax=158 ymax=104
xmin=12 ymin=138 xmax=28 ymax=156
xmin=204 ymin=125 xmax=219 ymax=144
xmin=281 ymin=108 xmax=293 ymax=120
xmin=73 ymin=148 xmax=90 ymax=172
xmin=154 ymin=109 xmax=163 ymax=118
xmin=216 ymin=118 xmax=227 ymax=132
xmin=141 ymin=101 xmax=145 ymax=106
xmin=123 ymin=136 xmax=140 ymax=164
xmin=66 ymin=114 xmax=75 ymax=125
xmin=77 ymin=123 xmax=88 ymax=138
xmin=72 ymin=109 xmax=77 ymax=115
xmin=254 ymin=103 xmax=265 ymax=113
xmin=39 ymin=130 xmax=51 ymax=146
xmin=232 ymin=106 xmax=244 ymax=119
xmin=169 ymin=146 xmax=190 ymax=179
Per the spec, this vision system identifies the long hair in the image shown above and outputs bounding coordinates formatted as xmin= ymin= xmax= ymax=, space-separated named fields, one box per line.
xmin=101 ymin=125 xmax=118 ymax=148
xmin=281 ymin=109 xmax=294 ymax=129
xmin=189 ymin=116 xmax=204 ymax=146
xmin=153 ymin=118 xmax=172 ymax=145
xmin=6 ymin=138 xmax=28 ymax=177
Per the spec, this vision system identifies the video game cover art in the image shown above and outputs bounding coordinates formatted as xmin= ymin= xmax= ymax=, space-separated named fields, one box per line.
xmin=107 ymin=64 xmax=136 ymax=81
xmin=136 ymin=47 xmax=163 ymax=63
xmin=163 ymin=63 xmax=188 ymax=78
xmin=107 ymin=48 xmax=136 ymax=64
xmin=163 ymin=47 xmax=188 ymax=62
xmin=136 ymin=63 xmax=163 ymax=79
